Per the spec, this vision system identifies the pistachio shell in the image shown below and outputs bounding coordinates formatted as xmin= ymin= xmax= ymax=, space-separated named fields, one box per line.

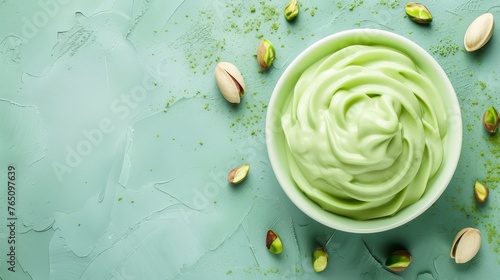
xmin=214 ymin=62 xmax=246 ymax=103
xmin=450 ymin=227 xmax=481 ymax=264
xmin=464 ymin=13 xmax=494 ymax=52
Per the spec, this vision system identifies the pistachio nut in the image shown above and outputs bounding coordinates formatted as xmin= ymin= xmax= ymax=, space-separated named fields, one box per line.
xmin=266 ymin=229 xmax=283 ymax=254
xmin=483 ymin=106 xmax=499 ymax=133
xmin=385 ymin=250 xmax=412 ymax=272
xmin=284 ymin=0 xmax=299 ymax=21
xmin=214 ymin=62 xmax=246 ymax=103
xmin=257 ymin=39 xmax=276 ymax=70
xmin=405 ymin=2 xmax=432 ymax=24
xmin=474 ymin=181 xmax=489 ymax=203
xmin=227 ymin=164 xmax=250 ymax=184
xmin=312 ymin=247 xmax=328 ymax=272
xmin=450 ymin=227 xmax=481 ymax=264
xmin=464 ymin=13 xmax=494 ymax=52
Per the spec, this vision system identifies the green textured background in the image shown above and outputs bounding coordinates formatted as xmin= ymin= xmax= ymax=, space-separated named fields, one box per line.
xmin=0 ymin=0 xmax=499 ymax=279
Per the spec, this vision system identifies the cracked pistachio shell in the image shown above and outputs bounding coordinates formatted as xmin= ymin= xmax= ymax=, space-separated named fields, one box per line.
xmin=257 ymin=39 xmax=276 ymax=70
xmin=483 ymin=106 xmax=499 ymax=133
xmin=266 ymin=230 xmax=283 ymax=254
xmin=450 ymin=227 xmax=481 ymax=264
xmin=214 ymin=62 xmax=246 ymax=103
xmin=405 ymin=2 xmax=433 ymax=24
xmin=312 ymin=247 xmax=328 ymax=272
xmin=464 ymin=13 xmax=494 ymax=52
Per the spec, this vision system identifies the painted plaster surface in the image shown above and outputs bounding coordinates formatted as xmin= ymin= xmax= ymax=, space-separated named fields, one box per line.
xmin=1 ymin=0 xmax=499 ymax=279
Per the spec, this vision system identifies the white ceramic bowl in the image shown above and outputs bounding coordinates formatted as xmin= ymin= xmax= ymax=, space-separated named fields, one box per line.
xmin=266 ymin=29 xmax=462 ymax=233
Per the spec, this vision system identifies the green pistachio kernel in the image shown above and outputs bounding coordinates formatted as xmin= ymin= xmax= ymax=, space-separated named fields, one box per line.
xmin=257 ymin=39 xmax=276 ymax=70
xmin=405 ymin=2 xmax=433 ymax=24
xmin=266 ymin=230 xmax=283 ymax=254
xmin=284 ymin=0 xmax=299 ymax=21
xmin=227 ymin=164 xmax=250 ymax=184
xmin=312 ymin=247 xmax=328 ymax=272
xmin=483 ymin=106 xmax=499 ymax=133
xmin=386 ymin=250 xmax=412 ymax=272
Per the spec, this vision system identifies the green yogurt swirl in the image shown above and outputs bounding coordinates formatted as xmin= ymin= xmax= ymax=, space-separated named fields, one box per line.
xmin=281 ymin=44 xmax=448 ymax=220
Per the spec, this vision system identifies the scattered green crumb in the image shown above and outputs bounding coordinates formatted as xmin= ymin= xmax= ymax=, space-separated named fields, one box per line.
xmin=378 ymin=0 xmax=399 ymax=8
xmin=118 ymin=196 xmax=123 ymax=201
xmin=131 ymin=200 xmax=135 ymax=203
xmin=479 ymin=81 xmax=487 ymax=90
xmin=263 ymin=268 xmax=280 ymax=275
xmin=310 ymin=10 xmax=315 ymax=16
xmin=250 ymin=6 xmax=256 ymax=13
xmin=165 ymin=95 xmax=176 ymax=109
xmin=156 ymin=134 xmax=160 ymax=138
xmin=78 ymin=223 xmax=81 ymax=227
xmin=199 ymin=141 xmax=203 ymax=145
xmin=466 ymin=123 xmax=472 ymax=131
xmin=348 ymin=0 xmax=364 ymax=11
xmin=226 ymin=270 xmax=233 ymax=275
xmin=430 ymin=38 xmax=460 ymax=57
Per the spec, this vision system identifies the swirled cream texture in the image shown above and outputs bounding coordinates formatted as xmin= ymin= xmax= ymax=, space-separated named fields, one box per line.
xmin=281 ymin=45 xmax=447 ymax=220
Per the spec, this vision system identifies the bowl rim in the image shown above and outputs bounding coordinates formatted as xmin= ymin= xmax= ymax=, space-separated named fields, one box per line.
xmin=265 ymin=28 xmax=462 ymax=233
